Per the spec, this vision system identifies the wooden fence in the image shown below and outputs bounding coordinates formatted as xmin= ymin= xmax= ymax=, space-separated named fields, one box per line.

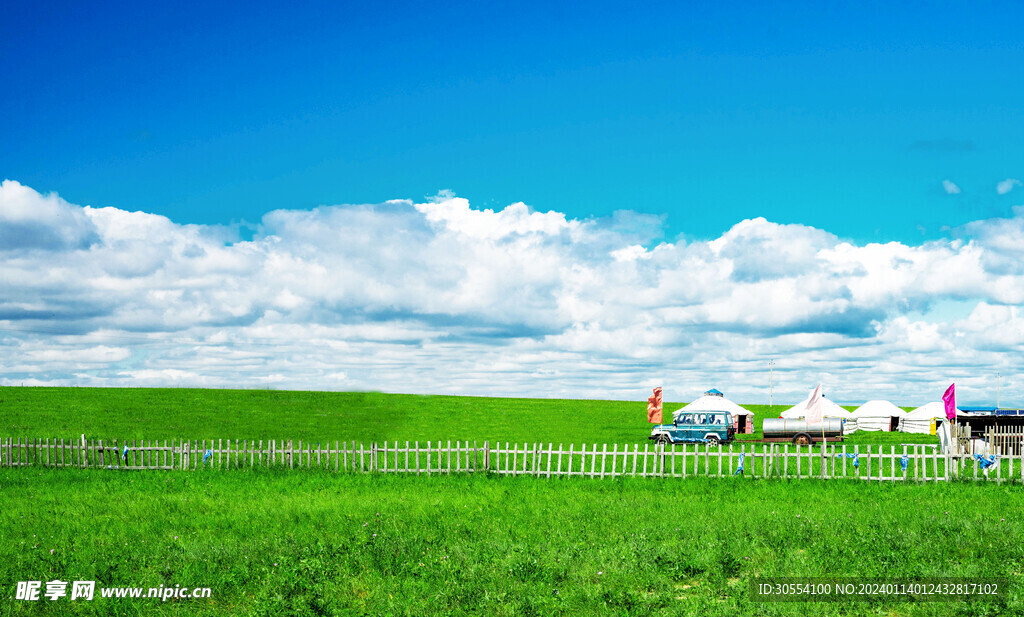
xmin=987 ymin=425 xmax=1024 ymax=456
xmin=3 ymin=436 xmax=1023 ymax=483
xmin=949 ymin=422 xmax=1024 ymax=458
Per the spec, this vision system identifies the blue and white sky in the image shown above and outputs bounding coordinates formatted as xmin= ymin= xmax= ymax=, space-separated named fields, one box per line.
xmin=2 ymin=1 xmax=1023 ymax=405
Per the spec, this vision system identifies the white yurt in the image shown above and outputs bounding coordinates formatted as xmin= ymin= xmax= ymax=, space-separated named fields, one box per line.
xmin=675 ymin=388 xmax=756 ymax=434
xmin=781 ymin=395 xmax=851 ymax=420
xmin=900 ymin=402 xmax=946 ymax=434
xmin=849 ymin=400 xmax=907 ymax=432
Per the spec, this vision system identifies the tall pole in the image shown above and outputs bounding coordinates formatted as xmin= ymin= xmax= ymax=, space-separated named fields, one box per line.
xmin=769 ymin=360 xmax=774 ymax=407
xmin=997 ymin=373 xmax=1000 ymax=409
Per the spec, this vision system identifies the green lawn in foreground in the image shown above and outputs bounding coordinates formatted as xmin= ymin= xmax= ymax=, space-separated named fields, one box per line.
xmin=0 ymin=387 xmax=938 ymax=446
xmin=1 ymin=468 xmax=1018 ymax=616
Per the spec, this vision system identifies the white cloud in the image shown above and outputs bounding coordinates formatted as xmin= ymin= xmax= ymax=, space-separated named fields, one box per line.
xmin=414 ymin=194 xmax=574 ymax=240
xmin=997 ymin=178 xmax=1021 ymax=195
xmin=120 ymin=369 xmax=211 ymax=386
xmin=610 ymin=245 xmax=650 ymax=262
xmin=942 ymin=180 xmax=961 ymax=194
xmin=25 ymin=345 xmax=131 ymax=364
xmin=2 ymin=180 xmax=1024 ymax=405
xmin=0 ymin=180 xmax=98 ymax=250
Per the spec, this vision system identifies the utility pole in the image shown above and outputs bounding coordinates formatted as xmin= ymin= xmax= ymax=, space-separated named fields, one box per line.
xmin=769 ymin=360 xmax=774 ymax=407
xmin=997 ymin=373 xmax=1000 ymax=409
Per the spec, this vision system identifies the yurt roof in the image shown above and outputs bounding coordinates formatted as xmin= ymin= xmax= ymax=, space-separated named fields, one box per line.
xmin=907 ymin=401 xmax=946 ymax=419
xmin=851 ymin=400 xmax=907 ymax=418
xmin=677 ymin=394 xmax=753 ymax=416
xmin=781 ymin=395 xmax=850 ymax=418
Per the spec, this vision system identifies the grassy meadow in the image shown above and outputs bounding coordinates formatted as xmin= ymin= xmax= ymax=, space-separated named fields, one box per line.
xmin=2 ymin=468 xmax=1020 ymax=616
xmin=1 ymin=386 xmax=991 ymax=617
xmin=0 ymin=386 xmax=938 ymax=446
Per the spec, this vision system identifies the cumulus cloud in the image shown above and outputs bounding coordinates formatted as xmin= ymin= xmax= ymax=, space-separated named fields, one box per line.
xmin=1 ymin=180 xmax=1023 ymax=404
xmin=997 ymin=178 xmax=1021 ymax=195
xmin=0 ymin=180 xmax=98 ymax=250
xmin=942 ymin=180 xmax=961 ymax=194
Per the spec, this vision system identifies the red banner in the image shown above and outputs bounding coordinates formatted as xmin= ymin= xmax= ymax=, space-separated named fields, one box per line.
xmin=647 ymin=387 xmax=663 ymax=423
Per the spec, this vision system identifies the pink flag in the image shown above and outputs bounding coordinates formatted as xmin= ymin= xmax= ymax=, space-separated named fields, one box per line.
xmin=942 ymin=383 xmax=956 ymax=421
xmin=804 ymin=384 xmax=824 ymax=423
xmin=647 ymin=387 xmax=663 ymax=423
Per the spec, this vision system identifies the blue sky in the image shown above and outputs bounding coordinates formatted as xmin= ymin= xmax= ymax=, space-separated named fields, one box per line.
xmin=2 ymin=2 xmax=1023 ymax=405
xmin=3 ymin=1 xmax=1022 ymax=243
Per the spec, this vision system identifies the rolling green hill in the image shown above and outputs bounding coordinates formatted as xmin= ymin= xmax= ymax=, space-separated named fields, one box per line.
xmin=0 ymin=387 xmax=937 ymax=446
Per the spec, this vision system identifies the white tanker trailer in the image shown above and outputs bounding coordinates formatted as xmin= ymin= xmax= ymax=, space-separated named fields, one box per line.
xmin=761 ymin=418 xmax=845 ymax=445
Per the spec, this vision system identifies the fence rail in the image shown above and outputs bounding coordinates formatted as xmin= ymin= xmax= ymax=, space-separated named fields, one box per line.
xmin=3 ymin=436 xmax=1021 ymax=483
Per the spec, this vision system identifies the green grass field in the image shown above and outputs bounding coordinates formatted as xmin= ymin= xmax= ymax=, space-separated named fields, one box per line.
xmin=2 ymin=386 xmax=990 ymax=617
xmin=2 ymin=469 xmax=1019 ymax=616
xmin=0 ymin=387 xmax=938 ymax=446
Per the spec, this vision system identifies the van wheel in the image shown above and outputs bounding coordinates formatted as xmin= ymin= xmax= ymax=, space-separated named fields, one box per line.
xmin=792 ymin=434 xmax=813 ymax=446
xmin=657 ymin=435 xmax=670 ymax=445
xmin=706 ymin=435 xmax=721 ymax=446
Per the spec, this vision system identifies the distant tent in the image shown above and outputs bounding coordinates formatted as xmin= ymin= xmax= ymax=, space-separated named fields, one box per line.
xmin=850 ymin=400 xmax=907 ymax=432
xmin=675 ymin=389 xmax=755 ymax=434
xmin=900 ymin=402 xmax=946 ymax=434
